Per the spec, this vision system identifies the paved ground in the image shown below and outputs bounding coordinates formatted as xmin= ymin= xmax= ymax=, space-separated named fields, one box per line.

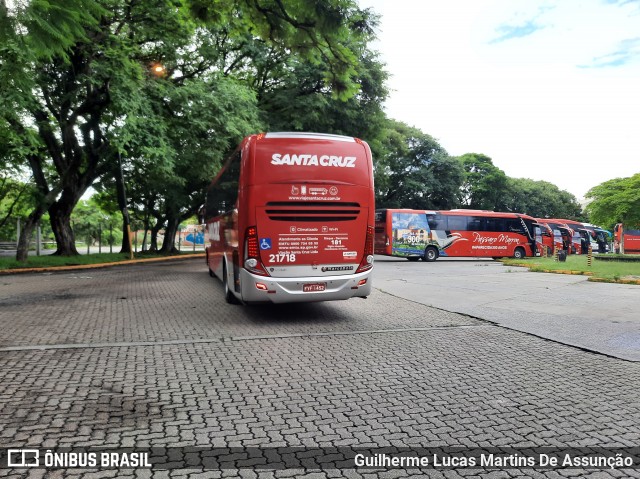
xmin=1 ymin=258 xmax=639 ymax=478
xmin=373 ymin=256 xmax=640 ymax=362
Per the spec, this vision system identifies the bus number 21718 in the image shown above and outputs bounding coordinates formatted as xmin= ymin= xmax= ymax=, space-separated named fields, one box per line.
xmin=269 ymin=253 xmax=296 ymax=263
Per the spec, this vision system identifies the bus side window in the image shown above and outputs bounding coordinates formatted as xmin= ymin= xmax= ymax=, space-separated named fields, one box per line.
xmin=206 ymin=151 xmax=241 ymax=217
xmin=505 ymin=219 xmax=519 ymax=233
xmin=427 ymin=214 xmax=447 ymax=230
xmin=485 ymin=218 xmax=501 ymax=232
xmin=467 ymin=216 xmax=484 ymax=231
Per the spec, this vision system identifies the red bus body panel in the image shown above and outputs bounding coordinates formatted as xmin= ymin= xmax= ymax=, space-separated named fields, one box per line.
xmin=615 ymin=224 xmax=640 ymax=254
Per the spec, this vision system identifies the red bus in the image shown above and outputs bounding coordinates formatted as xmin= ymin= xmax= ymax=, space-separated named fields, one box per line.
xmin=534 ymin=223 xmax=554 ymax=256
xmin=614 ymin=224 xmax=640 ymax=254
xmin=536 ymin=219 xmax=573 ymax=254
xmin=204 ymin=132 xmax=375 ymax=304
xmin=375 ymin=209 xmax=539 ymax=261
xmin=543 ymin=218 xmax=591 ymax=254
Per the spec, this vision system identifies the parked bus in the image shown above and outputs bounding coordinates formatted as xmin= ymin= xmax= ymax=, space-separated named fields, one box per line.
xmin=375 ymin=209 xmax=539 ymax=261
xmin=536 ymin=219 xmax=573 ymax=254
xmin=204 ymin=132 xmax=375 ymax=304
xmin=614 ymin=224 xmax=640 ymax=254
xmin=534 ymin=222 xmax=554 ymax=257
xmin=581 ymin=223 xmax=611 ymax=253
xmin=374 ymin=209 xmax=432 ymax=261
xmin=542 ymin=218 xmax=591 ymax=254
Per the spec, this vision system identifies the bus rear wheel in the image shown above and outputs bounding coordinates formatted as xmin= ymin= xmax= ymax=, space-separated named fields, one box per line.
xmin=423 ymin=246 xmax=439 ymax=262
xmin=513 ymin=247 xmax=525 ymax=259
xmin=223 ymin=263 xmax=240 ymax=304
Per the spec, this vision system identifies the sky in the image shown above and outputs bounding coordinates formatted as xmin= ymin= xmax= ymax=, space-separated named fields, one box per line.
xmin=357 ymin=0 xmax=640 ymax=200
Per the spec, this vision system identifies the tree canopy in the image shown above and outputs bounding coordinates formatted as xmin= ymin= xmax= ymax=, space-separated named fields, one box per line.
xmin=504 ymin=177 xmax=583 ymax=220
xmin=585 ymin=173 xmax=640 ymax=228
xmin=374 ymin=121 xmax=463 ymax=210
xmin=458 ymin=153 xmax=508 ymax=211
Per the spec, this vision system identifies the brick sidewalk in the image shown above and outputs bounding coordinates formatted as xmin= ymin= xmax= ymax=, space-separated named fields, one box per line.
xmin=1 ymin=259 xmax=639 ymax=478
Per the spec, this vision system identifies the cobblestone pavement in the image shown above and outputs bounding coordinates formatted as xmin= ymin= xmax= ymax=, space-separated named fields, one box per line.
xmin=1 ymin=259 xmax=639 ymax=478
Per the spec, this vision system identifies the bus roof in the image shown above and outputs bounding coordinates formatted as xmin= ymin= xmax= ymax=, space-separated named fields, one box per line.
xmin=438 ymin=210 xmax=536 ymax=220
xmin=264 ymin=132 xmax=357 ymax=142
xmin=543 ymin=218 xmax=584 ymax=226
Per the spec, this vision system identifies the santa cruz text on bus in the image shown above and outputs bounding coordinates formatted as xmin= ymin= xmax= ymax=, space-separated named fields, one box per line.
xmin=271 ymin=153 xmax=357 ymax=168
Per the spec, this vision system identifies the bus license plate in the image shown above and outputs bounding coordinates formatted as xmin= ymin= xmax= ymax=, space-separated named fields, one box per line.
xmin=303 ymin=283 xmax=326 ymax=292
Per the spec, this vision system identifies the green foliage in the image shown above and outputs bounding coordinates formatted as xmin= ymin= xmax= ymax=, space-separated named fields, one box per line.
xmin=374 ymin=120 xmax=463 ymax=209
xmin=458 ymin=153 xmax=508 ymax=210
xmin=259 ymin=49 xmax=388 ymax=139
xmin=585 ymin=173 xmax=640 ymax=228
xmin=504 ymin=177 xmax=583 ymax=219
xmin=188 ymin=0 xmax=371 ymax=100
xmin=502 ymin=255 xmax=640 ymax=283
xmin=0 ymin=176 xmax=35 ymax=240
xmin=70 ymin=198 xmax=122 ymax=246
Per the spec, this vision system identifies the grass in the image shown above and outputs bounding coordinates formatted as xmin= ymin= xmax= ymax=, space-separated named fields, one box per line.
xmin=502 ymin=254 xmax=640 ymax=283
xmin=0 ymin=251 xmax=203 ymax=271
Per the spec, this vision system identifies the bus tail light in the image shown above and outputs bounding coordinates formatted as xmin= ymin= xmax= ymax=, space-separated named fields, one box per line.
xmin=356 ymin=225 xmax=374 ymax=273
xmin=244 ymin=226 xmax=269 ymax=276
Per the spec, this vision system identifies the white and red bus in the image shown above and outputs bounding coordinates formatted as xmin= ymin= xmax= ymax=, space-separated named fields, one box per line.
xmin=614 ymin=223 xmax=640 ymax=254
xmin=204 ymin=132 xmax=375 ymax=304
xmin=375 ymin=209 xmax=539 ymax=261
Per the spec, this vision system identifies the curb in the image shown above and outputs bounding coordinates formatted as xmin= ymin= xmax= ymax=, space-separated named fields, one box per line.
xmin=0 ymin=253 xmax=205 ymax=275
xmin=505 ymin=261 xmax=640 ymax=285
xmin=588 ymin=277 xmax=640 ymax=285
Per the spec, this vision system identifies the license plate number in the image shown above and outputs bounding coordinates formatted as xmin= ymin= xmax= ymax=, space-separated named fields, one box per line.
xmin=303 ymin=283 xmax=326 ymax=292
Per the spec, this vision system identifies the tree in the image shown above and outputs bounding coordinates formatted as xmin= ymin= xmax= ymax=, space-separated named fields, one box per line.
xmin=0 ymin=175 xmax=35 ymax=241
xmin=585 ymin=173 xmax=640 ymax=228
xmin=374 ymin=120 xmax=463 ymax=209
xmin=250 ymin=8 xmax=387 ymax=140
xmin=70 ymin=198 xmax=122 ymax=250
xmin=503 ymin=178 xmax=583 ymax=219
xmin=458 ymin=153 xmax=508 ymax=210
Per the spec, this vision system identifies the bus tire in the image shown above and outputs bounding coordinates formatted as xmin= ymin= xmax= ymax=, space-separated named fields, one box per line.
xmin=206 ymin=252 xmax=214 ymax=277
xmin=223 ymin=262 xmax=239 ymax=304
xmin=423 ymin=246 xmax=439 ymax=262
xmin=513 ymin=247 xmax=525 ymax=259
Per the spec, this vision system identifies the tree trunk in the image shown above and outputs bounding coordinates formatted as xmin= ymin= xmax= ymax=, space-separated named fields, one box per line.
xmin=16 ymin=215 xmax=39 ymax=262
xmin=149 ymin=220 xmax=163 ymax=252
xmin=48 ymin=190 xmax=81 ymax=256
xmin=115 ymin=154 xmax=132 ymax=254
xmin=160 ymin=217 xmax=180 ymax=254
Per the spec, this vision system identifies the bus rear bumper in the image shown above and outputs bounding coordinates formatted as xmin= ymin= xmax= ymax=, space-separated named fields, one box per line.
xmin=238 ymin=269 xmax=373 ymax=304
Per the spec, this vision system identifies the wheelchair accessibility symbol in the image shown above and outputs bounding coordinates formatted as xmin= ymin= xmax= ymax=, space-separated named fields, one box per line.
xmin=260 ymin=238 xmax=272 ymax=250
